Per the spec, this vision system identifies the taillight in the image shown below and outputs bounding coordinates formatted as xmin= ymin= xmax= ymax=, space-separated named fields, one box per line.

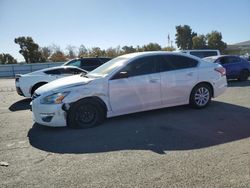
xmin=214 ymin=67 xmax=226 ymax=76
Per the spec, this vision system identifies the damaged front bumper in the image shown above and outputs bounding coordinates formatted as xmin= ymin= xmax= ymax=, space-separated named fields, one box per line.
xmin=31 ymin=99 xmax=68 ymax=127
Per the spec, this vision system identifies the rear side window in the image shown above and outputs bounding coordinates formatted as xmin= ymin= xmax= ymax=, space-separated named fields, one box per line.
xmin=100 ymin=58 xmax=111 ymax=63
xmin=219 ymin=57 xmax=241 ymax=64
xmin=44 ymin=69 xmax=61 ymax=75
xmin=190 ymin=51 xmax=218 ymax=58
xmin=81 ymin=59 xmax=101 ymax=66
xmin=163 ymin=55 xmax=198 ymax=71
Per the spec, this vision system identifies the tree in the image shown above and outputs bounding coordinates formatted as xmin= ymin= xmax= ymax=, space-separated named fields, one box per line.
xmin=0 ymin=53 xmax=17 ymax=64
xmin=49 ymin=51 xmax=67 ymax=62
xmin=122 ymin=45 xmax=136 ymax=54
xmin=49 ymin=44 xmax=67 ymax=62
xmin=105 ymin=47 xmax=118 ymax=57
xmin=89 ymin=47 xmax=105 ymax=57
xmin=14 ymin=36 xmax=43 ymax=63
xmin=162 ymin=46 xmax=176 ymax=51
xmin=40 ymin=47 xmax=51 ymax=62
xmin=66 ymin=45 xmax=77 ymax=59
xmin=78 ymin=45 xmax=88 ymax=57
xmin=142 ymin=43 xmax=162 ymax=51
xmin=175 ymin=25 xmax=197 ymax=50
xmin=192 ymin=35 xmax=207 ymax=49
xmin=206 ymin=31 xmax=227 ymax=52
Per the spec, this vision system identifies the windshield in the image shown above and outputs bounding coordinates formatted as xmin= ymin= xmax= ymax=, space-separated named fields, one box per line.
xmin=63 ymin=59 xmax=81 ymax=67
xmin=203 ymin=57 xmax=217 ymax=63
xmin=86 ymin=57 xmax=128 ymax=77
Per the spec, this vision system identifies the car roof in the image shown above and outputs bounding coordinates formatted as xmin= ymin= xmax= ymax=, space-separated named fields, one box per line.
xmin=118 ymin=51 xmax=201 ymax=61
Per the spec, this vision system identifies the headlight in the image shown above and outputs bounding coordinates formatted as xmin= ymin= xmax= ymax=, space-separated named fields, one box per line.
xmin=40 ymin=91 xmax=70 ymax=104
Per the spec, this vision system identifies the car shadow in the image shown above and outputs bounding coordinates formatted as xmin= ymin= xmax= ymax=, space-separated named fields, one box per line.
xmin=9 ymin=98 xmax=31 ymax=111
xmin=27 ymin=101 xmax=250 ymax=154
xmin=227 ymin=79 xmax=250 ymax=87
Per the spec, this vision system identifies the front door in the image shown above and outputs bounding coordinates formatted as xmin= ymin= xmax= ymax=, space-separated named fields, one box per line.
xmin=108 ymin=56 xmax=162 ymax=114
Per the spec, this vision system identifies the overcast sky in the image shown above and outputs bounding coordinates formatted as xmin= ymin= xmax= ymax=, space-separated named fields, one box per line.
xmin=0 ymin=0 xmax=249 ymax=61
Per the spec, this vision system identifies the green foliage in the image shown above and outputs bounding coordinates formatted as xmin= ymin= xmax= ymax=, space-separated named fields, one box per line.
xmin=0 ymin=53 xmax=17 ymax=64
xmin=162 ymin=46 xmax=176 ymax=51
xmin=175 ymin=25 xmax=197 ymax=50
xmin=14 ymin=36 xmax=43 ymax=63
xmin=122 ymin=46 xmax=136 ymax=54
xmin=66 ymin=45 xmax=77 ymax=59
xmin=192 ymin=35 xmax=207 ymax=49
xmin=40 ymin=47 xmax=51 ymax=62
xmin=78 ymin=45 xmax=88 ymax=57
xmin=49 ymin=51 xmax=67 ymax=62
xmin=88 ymin=47 xmax=106 ymax=57
xmin=206 ymin=31 xmax=227 ymax=52
xmin=142 ymin=43 xmax=162 ymax=51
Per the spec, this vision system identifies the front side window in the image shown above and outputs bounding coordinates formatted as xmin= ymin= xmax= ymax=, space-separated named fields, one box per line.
xmin=86 ymin=57 xmax=128 ymax=77
xmin=122 ymin=56 xmax=161 ymax=77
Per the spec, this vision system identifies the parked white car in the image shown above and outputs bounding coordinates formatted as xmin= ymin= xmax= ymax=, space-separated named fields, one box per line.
xmin=15 ymin=66 xmax=87 ymax=97
xmin=31 ymin=51 xmax=227 ymax=128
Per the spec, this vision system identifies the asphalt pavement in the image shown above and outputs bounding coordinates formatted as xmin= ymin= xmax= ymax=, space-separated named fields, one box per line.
xmin=0 ymin=78 xmax=250 ymax=187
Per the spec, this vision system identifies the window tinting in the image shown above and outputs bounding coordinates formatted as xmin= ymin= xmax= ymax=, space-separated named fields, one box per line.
xmin=219 ymin=57 xmax=241 ymax=64
xmin=190 ymin=51 xmax=218 ymax=58
xmin=44 ymin=69 xmax=61 ymax=75
xmin=122 ymin=56 xmax=161 ymax=77
xmin=81 ymin=59 xmax=101 ymax=66
xmin=163 ymin=55 xmax=198 ymax=70
xmin=100 ymin=58 xmax=111 ymax=63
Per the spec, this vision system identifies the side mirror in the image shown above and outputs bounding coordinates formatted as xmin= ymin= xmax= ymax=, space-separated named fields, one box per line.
xmin=112 ymin=71 xmax=129 ymax=80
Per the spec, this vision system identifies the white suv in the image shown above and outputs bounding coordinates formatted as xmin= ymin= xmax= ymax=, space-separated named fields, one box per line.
xmin=31 ymin=51 xmax=227 ymax=128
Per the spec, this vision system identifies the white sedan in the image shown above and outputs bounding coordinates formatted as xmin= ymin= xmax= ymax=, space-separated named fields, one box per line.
xmin=15 ymin=66 xmax=87 ymax=97
xmin=31 ymin=51 xmax=227 ymax=128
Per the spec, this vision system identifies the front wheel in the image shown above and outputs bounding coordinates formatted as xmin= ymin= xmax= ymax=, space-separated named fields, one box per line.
xmin=189 ymin=84 xmax=212 ymax=109
xmin=67 ymin=99 xmax=106 ymax=129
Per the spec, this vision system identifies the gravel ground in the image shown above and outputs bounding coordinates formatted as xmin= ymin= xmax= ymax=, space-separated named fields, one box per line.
xmin=0 ymin=78 xmax=250 ymax=188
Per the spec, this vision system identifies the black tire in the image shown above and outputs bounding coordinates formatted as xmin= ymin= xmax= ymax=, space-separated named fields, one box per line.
xmin=189 ymin=84 xmax=212 ymax=109
xmin=67 ymin=98 xmax=106 ymax=129
xmin=31 ymin=82 xmax=47 ymax=96
xmin=238 ymin=69 xmax=249 ymax=81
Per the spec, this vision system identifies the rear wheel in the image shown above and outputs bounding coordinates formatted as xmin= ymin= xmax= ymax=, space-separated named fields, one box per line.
xmin=67 ymin=99 xmax=106 ymax=129
xmin=189 ymin=84 xmax=212 ymax=109
xmin=238 ymin=69 xmax=249 ymax=81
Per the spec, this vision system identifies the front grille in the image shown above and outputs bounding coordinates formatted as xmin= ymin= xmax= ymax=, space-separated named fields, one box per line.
xmin=31 ymin=92 xmax=40 ymax=100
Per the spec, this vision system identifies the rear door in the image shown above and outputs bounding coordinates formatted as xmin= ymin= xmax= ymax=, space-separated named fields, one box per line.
xmin=160 ymin=55 xmax=199 ymax=105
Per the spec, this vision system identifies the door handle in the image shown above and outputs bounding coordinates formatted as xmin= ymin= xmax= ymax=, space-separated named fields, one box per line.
xmin=149 ymin=79 xmax=159 ymax=83
xmin=187 ymin=72 xmax=194 ymax=76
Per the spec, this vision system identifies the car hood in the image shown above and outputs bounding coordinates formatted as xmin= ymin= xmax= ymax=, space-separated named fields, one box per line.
xmin=35 ymin=75 xmax=93 ymax=94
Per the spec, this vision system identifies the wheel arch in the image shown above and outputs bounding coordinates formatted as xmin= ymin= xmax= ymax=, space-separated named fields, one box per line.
xmin=30 ymin=81 xmax=48 ymax=95
xmin=72 ymin=96 xmax=108 ymax=115
xmin=190 ymin=81 xmax=214 ymax=98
